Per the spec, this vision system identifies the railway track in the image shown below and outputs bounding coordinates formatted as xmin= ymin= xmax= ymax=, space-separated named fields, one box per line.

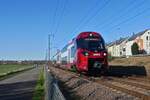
xmin=127 ymin=77 xmax=150 ymax=83
xmin=92 ymin=77 xmax=150 ymax=100
xmin=107 ymin=77 xmax=150 ymax=90
xmin=78 ymin=75 xmax=150 ymax=100
xmin=50 ymin=65 xmax=150 ymax=100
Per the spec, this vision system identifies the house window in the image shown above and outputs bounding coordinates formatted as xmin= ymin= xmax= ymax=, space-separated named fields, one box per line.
xmin=120 ymin=52 xmax=122 ymax=55
xmin=146 ymin=36 xmax=148 ymax=41
xmin=123 ymin=48 xmax=126 ymax=52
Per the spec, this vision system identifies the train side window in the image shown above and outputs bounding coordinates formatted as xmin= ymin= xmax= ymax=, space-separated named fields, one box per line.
xmin=62 ymin=56 xmax=67 ymax=64
xmin=71 ymin=46 xmax=75 ymax=58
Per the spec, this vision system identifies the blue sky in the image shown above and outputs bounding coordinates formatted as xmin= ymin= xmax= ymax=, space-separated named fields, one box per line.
xmin=0 ymin=0 xmax=150 ymax=60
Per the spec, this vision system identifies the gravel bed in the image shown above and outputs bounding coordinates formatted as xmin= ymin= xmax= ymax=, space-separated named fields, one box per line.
xmin=49 ymin=66 xmax=140 ymax=100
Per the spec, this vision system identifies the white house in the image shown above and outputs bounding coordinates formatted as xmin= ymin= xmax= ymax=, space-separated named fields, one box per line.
xmin=140 ymin=29 xmax=150 ymax=54
xmin=107 ymin=38 xmax=128 ymax=57
xmin=107 ymin=42 xmax=116 ymax=56
xmin=126 ymin=29 xmax=150 ymax=55
xmin=125 ymin=40 xmax=134 ymax=56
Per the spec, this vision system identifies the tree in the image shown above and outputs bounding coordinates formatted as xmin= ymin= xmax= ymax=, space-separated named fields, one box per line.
xmin=131 ymin=42 xmax=139 ymax=55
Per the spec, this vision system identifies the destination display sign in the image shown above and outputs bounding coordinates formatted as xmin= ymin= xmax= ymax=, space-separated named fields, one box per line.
xmin=84 ymin=38 xmax=99 ymax=41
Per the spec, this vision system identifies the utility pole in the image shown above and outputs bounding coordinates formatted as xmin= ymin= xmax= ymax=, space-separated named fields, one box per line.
xmin=48 ymin=35 xmax=50 ymax=61
xmin=48 ymin=34 xmax=54 ymax=61
xmin=45 ymin=49 xmax=48 ymax=61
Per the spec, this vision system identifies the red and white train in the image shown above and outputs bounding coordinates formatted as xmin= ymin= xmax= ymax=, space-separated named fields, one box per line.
xmin=55 ymin=32 xmax=109 ymax=74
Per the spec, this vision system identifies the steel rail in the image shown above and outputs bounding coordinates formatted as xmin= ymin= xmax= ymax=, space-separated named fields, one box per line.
xmin=50 ymin=65 xmax=150 ymax=100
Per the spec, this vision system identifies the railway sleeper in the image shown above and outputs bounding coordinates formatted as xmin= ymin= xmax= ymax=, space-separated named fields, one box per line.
xmin=112 ymin=78 xmax=150 ymax=90
xmin=95 ymin=80 xmax=150 ymax=100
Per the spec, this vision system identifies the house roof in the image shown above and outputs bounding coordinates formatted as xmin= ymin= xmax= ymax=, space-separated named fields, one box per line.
xmin=106 ymin=29 xmax=150 ymax=47
xmin=128 ymin=29 xmax=149 ymax=41
xmin=115 ymin=37 xmax=128 ymax=45
xmin=107 ymin=37 xmax=128 ymax=47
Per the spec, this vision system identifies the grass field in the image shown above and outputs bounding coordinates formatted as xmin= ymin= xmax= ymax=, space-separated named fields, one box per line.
xmin=109 ymin=56 xmax=150 ymax=67
xmin=0 ymin=64 xmax=33 ymax=75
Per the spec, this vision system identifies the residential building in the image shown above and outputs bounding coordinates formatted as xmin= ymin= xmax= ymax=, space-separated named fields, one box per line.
xmin=107 ymin=37 xmax=128 ymax=57
xmin=125 ymin=40 xmax=134 ymax=56
xmin=107 ymin=29 xmax=150 ymax=57
xmin=107 ymin=42 xmax=116 ymax=56
xmin=140 ymin=29 xmax=150 ymax=54
xmin=126 ymin=29 xmax=150 ymax=55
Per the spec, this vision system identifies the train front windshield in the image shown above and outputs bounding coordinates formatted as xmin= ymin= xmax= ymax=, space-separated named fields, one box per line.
xmin=77 ymin=38 xmax=105 ymax=51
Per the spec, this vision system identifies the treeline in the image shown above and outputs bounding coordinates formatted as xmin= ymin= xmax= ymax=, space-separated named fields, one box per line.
xmin=0 ymin=60 xmax=46 ymax=65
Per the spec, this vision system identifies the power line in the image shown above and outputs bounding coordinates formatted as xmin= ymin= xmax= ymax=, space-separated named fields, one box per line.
xmin=45 ymin=49 xmax=48 ymax=61
xmin=54 ymin=0 xmax=68 ymax=36
xmin=96 ymin=0 xmax=146 ymax=30
xmin=52 ymin=0 xmax=68 ymax=56
xmin=55 ymin=0 xmax=100 ymax=43
xmin=106 ymin=7 xmax=150 ymax=33
xmin=48 ymin=34 xmax=54 ymax=61
xmin=49 ymin=0 xmax=59 ymax=58
xmin=71 ymin=0 xmax=111 ymax=37
xmin=48 ymin=35 xmax=50 ymax=61
xmin=94 ymin=0 xmax=136 ymax=27
xmin=51 ymin=0 xmax=60 ymax=36
xmin=58 ymin=0 xmax=110 ymax=44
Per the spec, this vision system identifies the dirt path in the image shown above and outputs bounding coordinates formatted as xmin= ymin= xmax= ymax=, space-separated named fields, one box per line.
xmin=0 ymin=67 xmax=41 ymax=100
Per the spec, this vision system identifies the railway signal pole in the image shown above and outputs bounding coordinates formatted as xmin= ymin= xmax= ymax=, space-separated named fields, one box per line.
xmin=48 ymin=34 xmax=54 ymax=61
xmin=45 ymin=49 xmax=48 ymax=61
xmin=48 ymin=34 xmax=50 ymax=61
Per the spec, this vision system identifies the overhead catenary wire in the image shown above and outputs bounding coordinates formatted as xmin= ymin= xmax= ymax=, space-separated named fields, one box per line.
xmin=51 ymin=0 xmax=60 ymax=36
xmin=54 ymin=0 xmax=68 ymax=36
xmin=49 ymin=0 xmax=60 ymax=59
xmin=53 ymin=0 xmax=150 ymax=53
xmin=52 ymin=0 xmax=68 ymax=57
xmin=94 ymin=0 xmax=136 ymax=27
xmin=95 ymin=0 xmax=146 ymax=30
xmin=58 ymin=0 xmax=111 ymax=44
xmin=56 ymin=0 xmax=101 ymax=43
xmin=70 ymin=0 xmax=111 ymax=37
xmin=105 ymin=7 xmax=150 ymax=33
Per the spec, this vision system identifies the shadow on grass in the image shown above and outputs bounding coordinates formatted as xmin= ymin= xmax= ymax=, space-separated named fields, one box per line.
xmin=0 ymin=80 xmax=37 ymax=100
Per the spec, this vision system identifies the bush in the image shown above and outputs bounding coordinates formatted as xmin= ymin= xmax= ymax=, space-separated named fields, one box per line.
xmin=108 ymin=53 xmax=114 ymax=61
xmin=131 ymin=42 xmax=139 ymax=55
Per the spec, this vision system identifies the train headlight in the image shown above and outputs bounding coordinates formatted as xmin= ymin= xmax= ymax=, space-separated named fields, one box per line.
xmin=89 ymin=33 xmax=92 ymax=36
xmin=85 ymin=52 xmax=89 ymax=56
xmin=103 ymin=52 xmax=107 ymax=56
xmin=82 ymin=51 xmax=89 ymax=56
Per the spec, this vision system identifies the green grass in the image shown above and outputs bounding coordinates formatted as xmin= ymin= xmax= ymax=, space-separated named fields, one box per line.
xmin=70 ymin=66 xmax=77 ymax=72
xmin=32 ymin=68 xmax=44 ymax=100
xmin=0 ymin=64 xmax=33 ymax=75
xmin=0 ymin=64 xmax=34 ymax=80
xmin=108 ymin=54 xmax=114 ymax=61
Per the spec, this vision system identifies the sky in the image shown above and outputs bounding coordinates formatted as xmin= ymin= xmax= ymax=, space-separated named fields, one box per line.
xmin=0 ymin=0 xmax=150 ymax=60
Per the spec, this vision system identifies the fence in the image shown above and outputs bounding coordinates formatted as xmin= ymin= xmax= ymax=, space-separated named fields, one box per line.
xmin=128 ymin=54 xmax=150 ymax=57
xmin=110 ymin=54 xmax=150 ymax=59
xmin=44 ymin=65 xmax=66 ymax=100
